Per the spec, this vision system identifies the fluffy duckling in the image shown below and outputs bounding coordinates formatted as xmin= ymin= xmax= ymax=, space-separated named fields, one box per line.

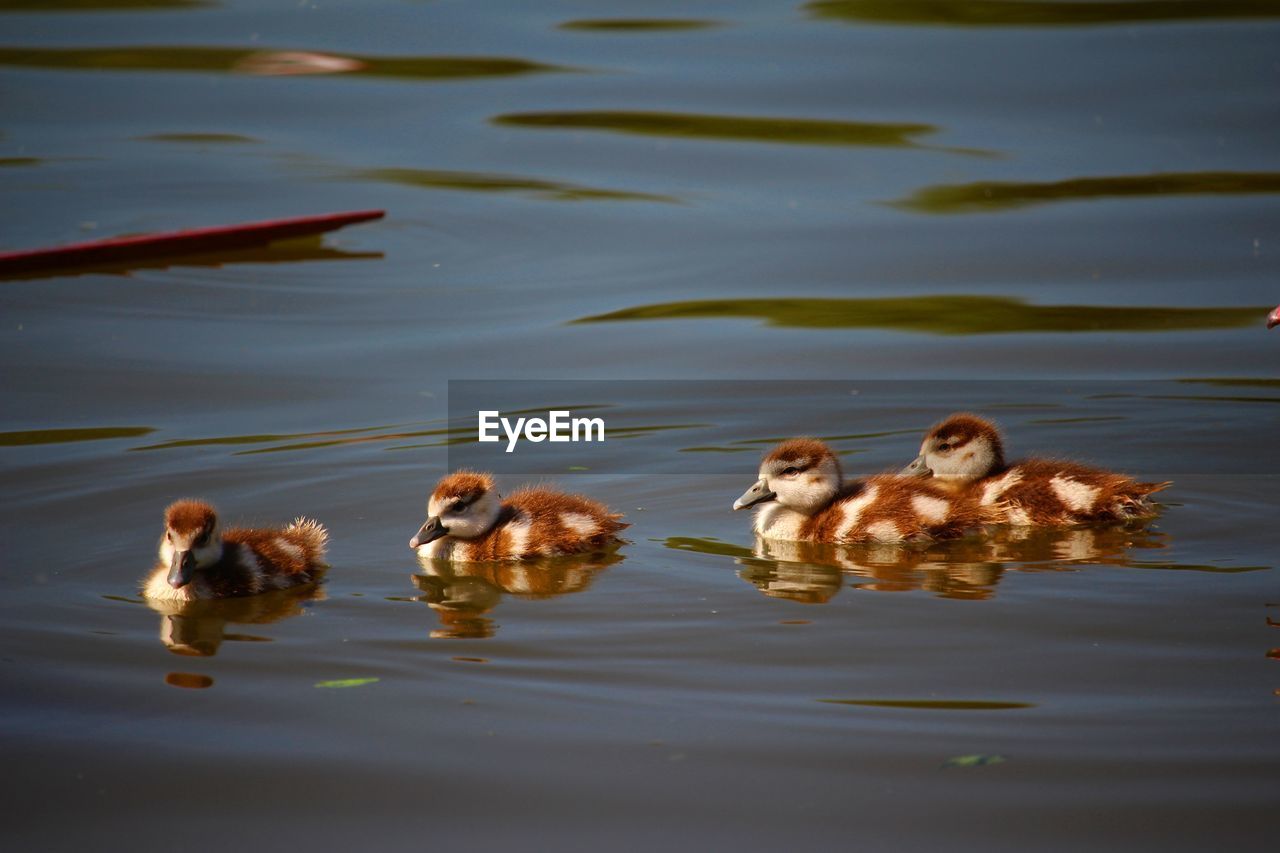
xmin=410 ymin=470 xmax=628 ymax=561
xmin=1268 ymin=304 xmax=1280 ymax=329
xmin=902 ymin=413 xmax=1169 ymax=526
xmin=733 ymin=438 xmax=993 ymax=544
xmin=142 ymin=499 xmax=328 ymax=602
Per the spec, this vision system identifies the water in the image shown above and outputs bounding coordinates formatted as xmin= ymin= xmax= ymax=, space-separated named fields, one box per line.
xmin=2 ymin=1 xmax=1278 ymax=849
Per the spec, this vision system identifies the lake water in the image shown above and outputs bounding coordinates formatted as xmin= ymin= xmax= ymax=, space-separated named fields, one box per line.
xmin=2 ymin=1 xmax=1278 ymax=850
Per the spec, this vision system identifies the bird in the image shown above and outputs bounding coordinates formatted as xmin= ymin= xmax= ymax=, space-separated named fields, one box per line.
xmin=1268 ymin=304 xmax=1279 ymax=329
xmin=142 ymin=499 xmax=328 ymax=601
xmin=409 ymin=470 xmax=628 ymax=561
xmin=732 ymin=438 xmax=995 ymax=544
xmin=901 ymin=413 xmax=1169 ymax=526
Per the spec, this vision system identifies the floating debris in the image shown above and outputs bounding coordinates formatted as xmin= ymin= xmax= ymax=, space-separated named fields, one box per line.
xmin=942 ymin=754 xmax=1007 ymax=769
xmin=314 ymin=677 xmax=380 ymax=689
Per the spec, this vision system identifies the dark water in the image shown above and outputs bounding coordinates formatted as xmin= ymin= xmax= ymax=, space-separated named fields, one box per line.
xmin=2 ymin=1 xmax=1278 ymax=850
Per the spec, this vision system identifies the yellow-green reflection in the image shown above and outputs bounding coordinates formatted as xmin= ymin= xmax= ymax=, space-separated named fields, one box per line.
xmin=132 ymin=423 xmax=421 ymax=452
xmin=559 ymin=18 xmax=723 ymax=31
xmin=137 ymin=133 xmax=258 ymax=144
xmin=144 ymin=585 xmax=325 ymax=657
xmin=0 ymin=157 xmax=42 ymax=167
xmin=1089 ymin=392 xmax=1280 ymax=406
xmin=1178 ymin=378 xmax=1280 ymax=389
xmin=820 ymin=699 xmax=1033 ymax=710
xmin=0 ymin=45 xmax=568 ymax=80
xmin=0 ymin=0 xmax=211 ymax=10
xmin=574 ymin=295 xmax=1263 ymax=335
xmin=894 ymin=172 xmax=1280 ymax=214
xmin=494 ymin=110 xmax=990 ymax=154
xmin=1 ymin=235 xmax=381 ymax=282
xmin=0 ymin=426 xmax=154 ymax=446
xmin=805 ymin=0 xmax=1280 ymax=27
xmin=351 ymin=167 xmax=678 ymax=204
xmin=411 ymin=549 xmax=623 ymax=639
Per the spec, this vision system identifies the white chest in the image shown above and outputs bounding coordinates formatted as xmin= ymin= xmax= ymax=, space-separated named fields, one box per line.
xmin=754 ymin=503 xmax=807 ymax=542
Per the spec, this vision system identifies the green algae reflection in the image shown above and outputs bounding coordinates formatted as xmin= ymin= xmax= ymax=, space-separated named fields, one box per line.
xmin=0 ymin=0 xmax=211 ymax=10
xmin=820 ymin=699 xmax=1033 ymax=710
xmin=138 ymin=133 xmax=258 ymax=144
xmin=0 ymin=46 xmax=568 ymax=81
xmin=494 ymin=110 xmax=991 ymax=155
xmin=805 ymin=0 xmax=1280 ymax=27
xmin=0 ymin=426 xmax=155 ymax=446
xmin=574 ymin=295 xmax=1263 ymax=335
xmin=559 ymin=18 xmax=723 ymax=31
xmin=894 ymin=171 xmax=1280 ymax=214
xmin=351 ymin=167 xmax=678 ymax=204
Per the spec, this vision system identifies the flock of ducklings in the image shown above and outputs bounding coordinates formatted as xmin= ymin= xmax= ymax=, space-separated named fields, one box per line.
xmin=142 ymin=413 xmax=1169 ymax=602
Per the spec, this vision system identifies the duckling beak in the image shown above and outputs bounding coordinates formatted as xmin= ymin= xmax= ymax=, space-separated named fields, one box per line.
xmin=733 ymin=479 xmax=777 ymax=511
xmin=900 ymin=455 xmax=932 ymax=478
xmin=410 ymin=516 xmax=448 ymax=549
xmin=1268 ymin=305 xmax=1280 ymax=329
xmin=167 ymin=549 xmax=196 ymax=589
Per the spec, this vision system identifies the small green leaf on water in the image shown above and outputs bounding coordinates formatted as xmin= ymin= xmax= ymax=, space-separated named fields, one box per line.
xmin=315 ymin=677 xmax=379 ymax=689
xmin=943 ymin=754 xmax=1006 ymax=769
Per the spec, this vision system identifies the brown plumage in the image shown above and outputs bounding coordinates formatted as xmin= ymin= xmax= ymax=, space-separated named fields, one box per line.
xmin=143 ymin=499 xmax=328 ymax=601
xmin=450 ymin=488 xmax=627 ymax=560
xmin=738 ymin=438 xmax=996 ymax=544
xmin=412 ymin=473 xmax=628 ymax=561
xmin=431 ymin=471 xmax=493 ymax=504
xmin=764 ymin=437 xmax=835 ymax=467
xmin=802 ymin=474 xmax=995 ymax=542
xmin=910 ymin=414 xmax=1170 ymax=527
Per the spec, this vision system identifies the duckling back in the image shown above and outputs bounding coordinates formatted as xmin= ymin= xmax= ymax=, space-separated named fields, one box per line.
xmin=756 ymin=475 xmax=994 ymax=544
xmin=428 ymin=487 xmax=627 ymax=561
xmin=979 ymin=459 xmax=1169 ymax=526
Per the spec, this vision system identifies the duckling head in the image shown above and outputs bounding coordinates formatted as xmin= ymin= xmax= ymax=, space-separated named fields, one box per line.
xmin=410 ymin=470 xmax=502 ymax=548
xmin=903 ymin=413 xmax=1005 ymax=483
xmin=734 ymin=438 xmax=842 ymax=515
xmin=160 ymin=500 xmax=224 ymax=589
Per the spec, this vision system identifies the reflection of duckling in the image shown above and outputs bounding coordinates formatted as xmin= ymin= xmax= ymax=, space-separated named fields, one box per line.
xmin=142 ymin=500 xmax=328 ymax=601
xmin=409 ymin=471 xmax=627 ymax=561
xmin=751 ymin=537 xmax=1000 ymax=601
xmin=733 ymin=438 xmax=993 ymax=543
xmin=411 ymin=550 xmax=622 ymax=639
xmin=903 ymin=414 xmax=1170 ymax=526
xmin=741 ymin=521 xmax=1166 ymax=603
xmin=145 ymin=585 xmax=326 ymax=656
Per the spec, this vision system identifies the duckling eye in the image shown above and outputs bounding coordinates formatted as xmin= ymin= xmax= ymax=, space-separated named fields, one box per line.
xmin=781 ymin=466 xmax=800 ymax=476
xmin=194 ymin=531 xmax=209 ymax=547
xmin=452 ymin=499 xmax=470 ymax=512
xmin=937 ymin=442 xmax=953 ymax=453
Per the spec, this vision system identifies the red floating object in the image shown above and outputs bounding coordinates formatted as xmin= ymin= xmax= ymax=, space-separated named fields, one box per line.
xmin=1268 ymin=305 xmax=1280 ymax=330
xmin=0 ymin=209 xmax=385 ymax=275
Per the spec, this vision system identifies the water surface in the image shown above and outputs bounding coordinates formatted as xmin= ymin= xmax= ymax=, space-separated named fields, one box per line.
xmin=1 ymin=1 xmax=1277 ymax=850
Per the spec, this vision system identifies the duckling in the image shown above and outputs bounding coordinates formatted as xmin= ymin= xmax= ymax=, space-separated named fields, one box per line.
xmin=142 ymin=499 xmax=328 ymax=602
xmin=1268 ymin=304 xmax=1280 ymax=329
xmin=409 ymin=470 xmax=628 ymax=561
xmin=902 ymin=413 xmax=1170 ymax=526
xmin=732 ymin=438 xmax=994 ymax=544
